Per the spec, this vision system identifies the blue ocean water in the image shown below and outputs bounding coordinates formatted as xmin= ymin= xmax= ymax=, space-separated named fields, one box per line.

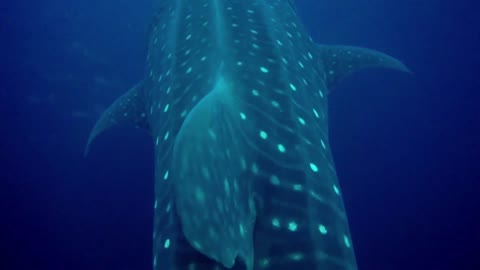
xmin=1 ymin=0 xmax=478 ymax=269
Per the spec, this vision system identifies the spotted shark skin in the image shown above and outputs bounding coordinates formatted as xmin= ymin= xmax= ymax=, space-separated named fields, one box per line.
xmin=86 ymin=0 xmax=409 ymax=269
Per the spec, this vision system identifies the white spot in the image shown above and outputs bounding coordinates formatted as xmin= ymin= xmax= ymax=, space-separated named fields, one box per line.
xmin=164 ymin=238 xmax=171 ymax=249
xmin=163 ymin=170 xmax=169 ymax=180
xmin=333 ymin=185 xmax=340 ymax=195
xmin=270 ymin=175 xmax=280 ymax=186
xmin=260 ymin=66 xmax=269 ymax=73
xmin=166 ymin=202 xmax=171 ymax=213
xmin=343 ymin=235 xmax=351 ymax=248
xmin=271 ymin=218 xmax=280 ymax=228
xmin=310 ymin=163 xmax=319 ymax=172
xmin=240 ymin=112 xmax=247 ymax=120
xmin=224 ymin=179 xmax=230 ymax=195
xmin=289 ymin=83 xmax=297 ymax=91
xmin=208 ymin=129 xmax=217 ymax=140
xmin=318 ymin=224 xmax=327 ymax=235
xmin=239 ymin=224 xmax=245 ymax=236
xmin=193 ymin=241 xmax=202 ymax=250
xmin=293 ymin=184 xmax=303 ymax=191
xmin=298 ymin=117 xmax=306 ymax=125
xmin=251 ymin=163 xmax=259 ymax=174
xmin=321 ymin=139 xmax=326 ymax=149
xmin=287 ymin=221 xmax=298 ymax=231
xmin=289 ymin=252 xmax=304 ymax=261
xmin=277 ymin=144 xmax=286 ymax=153
xmin=259 ymin=130 xmax=268 ymax=140
xmin=259 ymin=258 xmax=270 ymax=267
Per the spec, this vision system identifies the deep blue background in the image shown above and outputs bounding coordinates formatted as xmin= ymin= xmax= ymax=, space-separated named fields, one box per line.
xmin=1 ymin=0 xmax=479 ymax=269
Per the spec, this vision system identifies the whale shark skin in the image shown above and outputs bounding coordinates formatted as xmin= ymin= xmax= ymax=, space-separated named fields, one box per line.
xmin=86 ymin=0 xmax=409 ymax=269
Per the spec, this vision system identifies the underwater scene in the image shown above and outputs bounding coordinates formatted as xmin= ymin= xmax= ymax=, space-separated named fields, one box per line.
xmin=2 ymin=0 xmax=479 ymax=269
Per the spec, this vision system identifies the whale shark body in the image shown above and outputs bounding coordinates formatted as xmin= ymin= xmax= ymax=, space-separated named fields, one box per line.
xmin=86 ymin=0 xmax=408 ymax=269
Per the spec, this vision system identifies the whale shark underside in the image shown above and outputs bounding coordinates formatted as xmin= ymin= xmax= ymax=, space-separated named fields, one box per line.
xmin=86 ymin=0 xmax=409 ymax=269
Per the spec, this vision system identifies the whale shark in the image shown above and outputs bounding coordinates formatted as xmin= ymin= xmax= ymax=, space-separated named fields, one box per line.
xmin=86 ymin=0 xmax=409 ymax=269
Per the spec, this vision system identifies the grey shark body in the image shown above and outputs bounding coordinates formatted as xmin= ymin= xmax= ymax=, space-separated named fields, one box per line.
xmin=87 ymin=0 xmax=408 ymax=269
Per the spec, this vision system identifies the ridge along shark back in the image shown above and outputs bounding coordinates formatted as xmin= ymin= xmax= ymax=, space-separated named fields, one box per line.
xmin=86 ymin=0 xmax=409 ymax=269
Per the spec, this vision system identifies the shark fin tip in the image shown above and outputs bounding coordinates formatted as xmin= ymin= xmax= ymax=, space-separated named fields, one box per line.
xmin=84 ymin=82 xmax=149 ymax=157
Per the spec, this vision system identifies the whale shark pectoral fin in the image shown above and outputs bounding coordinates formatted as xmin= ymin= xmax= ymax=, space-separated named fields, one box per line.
xmin=318 ymin=45 xmax=411 ymax=92
xmin=85 ymin=82 xmax=149 ymax=156
xmin=172 ymin=77 xmax=255 ymax=270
